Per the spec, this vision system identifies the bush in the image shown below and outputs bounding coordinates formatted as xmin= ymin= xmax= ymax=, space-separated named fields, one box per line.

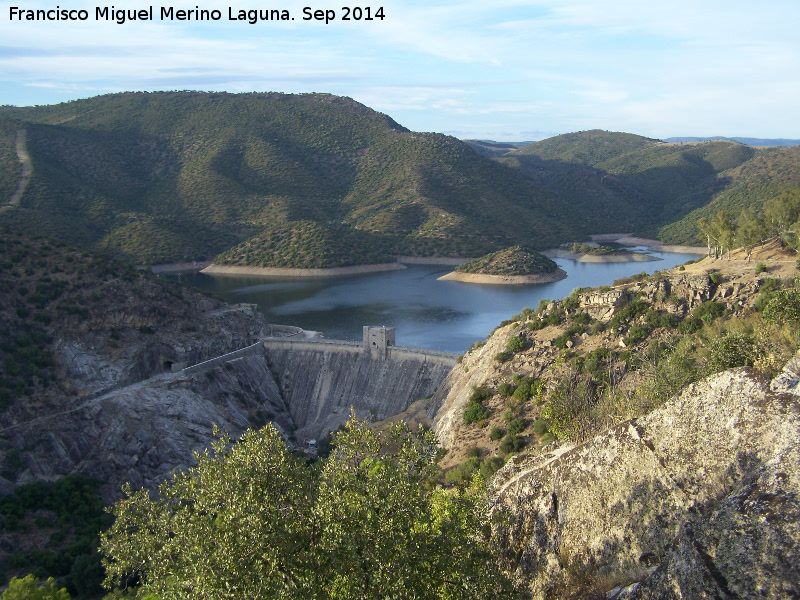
xmin=506 ymin=417 xmax=527 ymax=436
xmin=505 ymin=336 xmax=526 ymax=353
xmin=497 ymin=382 xmax=515 ymax=396
xmin=499 ymin=435 xmax=525 ymax=455
xmin=589 ymin=321 xmax=605 ymax=336
xmin=479 ymin=457 xmax=505 ymax=479
xmin=704 ymin=330 xmax=760 ymax=374
xmin=624 ymin=324 xmax=649 ymax=346
xmin=490 ymin=427 xmax=504 ymax=441
xmin=541 ymin=313 xmax=559 ymax=327
xmin=763 ymin=287 xmax=800 ymax=326
xmin=463 ymin=387 xmax=491 ymax=425
xmin=756 ymin=262 xmax=768 ymax=274
xmin=693 ymin=301 xmax=724 ymax=325
xmin=493 ymin=351 xmax=512 ymax=363
xmin=709 ymin=272 xmax=722 ymax=285
xmin=571 ymin=312 xmax=592 ymax=326
xmin=533 ymin=419 xmax=549 ymax=437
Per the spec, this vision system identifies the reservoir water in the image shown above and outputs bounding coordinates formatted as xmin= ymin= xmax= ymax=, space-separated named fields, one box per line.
xmin=176 ymin=249 xmax=699 ymax=353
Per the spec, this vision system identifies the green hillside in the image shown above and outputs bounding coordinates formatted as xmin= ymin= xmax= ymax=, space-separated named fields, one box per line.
xmin=658 ymin=146 xmax=800 ymax=243
xmin=0 ymin=92 xmax=576 ymax=267
xmin=500 ymin=131 xmax=759 ymax=238
xmin=512 ymin=129 xmax=657 ymax=165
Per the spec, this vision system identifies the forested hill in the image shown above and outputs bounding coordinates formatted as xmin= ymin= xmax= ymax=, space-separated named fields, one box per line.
xmin=0 ymin=92 xmax=579 ymax=268
xmin=500 ymin=130 xmax=800 ymax=244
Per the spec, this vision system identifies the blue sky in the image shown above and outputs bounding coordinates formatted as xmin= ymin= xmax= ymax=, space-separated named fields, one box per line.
xmin=1 ymin=0 xmax=798 ymax=140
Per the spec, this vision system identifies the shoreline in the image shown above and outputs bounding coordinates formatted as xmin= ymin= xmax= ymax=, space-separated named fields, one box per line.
xmin=437 ymin=267 xmax=568 ymax=285
xmin=397 ymin=256 xmax=473 ymax=266
xmin=149 ymin=238 xmax=705 ymax=278
xmin=150 ymin=261 xmax=213 ymax=274
xmin=542 ymin=249 xmax=661 ymax=263
xmin=200 ymin=263 xmax=407 ymax=278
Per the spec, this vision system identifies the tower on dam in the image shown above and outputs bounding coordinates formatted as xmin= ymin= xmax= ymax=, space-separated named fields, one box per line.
xmin=363 ymin=325 xmax=395 ymax=359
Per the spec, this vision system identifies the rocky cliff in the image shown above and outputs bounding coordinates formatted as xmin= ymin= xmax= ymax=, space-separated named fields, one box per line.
xmin=431 ymin=244 xmax=800 ymax=598
xmin=490 ymin=363 xmax=799 ymax=599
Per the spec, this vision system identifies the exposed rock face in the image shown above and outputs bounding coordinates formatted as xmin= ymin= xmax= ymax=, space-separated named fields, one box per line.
xmin=579 ymin=289 xmax=627 ymax=322
xmin=489 ymin=365 xmax=800 ymax=599
xmin=0 ymin=352 xmax=289 ymax=501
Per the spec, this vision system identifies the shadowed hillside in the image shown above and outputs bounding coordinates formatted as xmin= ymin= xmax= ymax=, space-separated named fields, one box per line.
xmin=0 ymin=92 xmax=577 ymax=267
xmin=499 ymin=130 xmax=758 ymax=236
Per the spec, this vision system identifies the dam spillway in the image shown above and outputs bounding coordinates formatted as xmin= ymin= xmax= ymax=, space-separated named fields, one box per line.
xmin=263 ymin=327 xmax=458 ymax=440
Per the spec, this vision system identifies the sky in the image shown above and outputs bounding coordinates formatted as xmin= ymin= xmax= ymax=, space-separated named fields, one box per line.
xmin=1 ymin=0 xmax=799 ymax=141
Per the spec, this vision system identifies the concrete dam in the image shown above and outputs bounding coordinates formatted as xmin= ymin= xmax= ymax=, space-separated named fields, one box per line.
xmin=263 ymin=327 xmax=458 ymax=440
xmin=184 ymin=326 xmax=458 ymax=441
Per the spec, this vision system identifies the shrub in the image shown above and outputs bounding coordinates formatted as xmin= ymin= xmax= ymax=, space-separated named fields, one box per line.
xmin=490 ymin=427 xmax=504 ymax=441
xmin=589 ymin=321 xmax=605 ymax=336
xmin=763 ymin=287 xmax=800 ymax=326
xmin=709 ymin=272 xmax=722 ymax=285
xmin=506 ymin=417 xmax=527 ymax=436
xmin=493 ymin=351 xmax=512 ymax=363
xmin=479 ymin=456 xmax=505 ymax=479
xmin=756 ymin=262 xmax=768 ymax=274
xmin=499 ymin=434 xmax=525 ymax=455
xmin=497 ymin=382 xmax=515 ymax=396
xmin=704 ymin=330 xmax=760 ymax=374
xmin=533 ymin=419 xmax=549 ymax=437
xmin=571 ymin=312 xmax=592 ymax=326
xmin=505 ymin=335 xmax=526 ymax=353
xmin=536 ymin=299 xmax=551 ymax=313
xmin=444 ymin=457 xmax=481 ymax=485
xmin=624 ymin=324 xmax=649 ymax=346
xmin=463 ymin=387 xmax=491 ymax=425
xmin=693 ymin=301 xmax=724 ymax=325
xmin=538 ymin=432 xmax=556 ymax=445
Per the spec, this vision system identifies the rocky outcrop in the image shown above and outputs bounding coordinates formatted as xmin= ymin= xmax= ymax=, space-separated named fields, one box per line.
xmin=0 ymin=352 xmax=290 ymax=500
xmin=489 ymin=364 xmax=800 ymax=599
xmin=579 ymin=289 xmax=627 ymax=322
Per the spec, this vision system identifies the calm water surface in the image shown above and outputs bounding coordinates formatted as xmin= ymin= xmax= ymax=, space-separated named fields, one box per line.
xmin=177 ymin=249 xmax=698 ymax=353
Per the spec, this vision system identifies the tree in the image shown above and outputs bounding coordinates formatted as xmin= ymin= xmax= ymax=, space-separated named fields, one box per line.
xmin=735 ymin=209 xmax=767 ymax=262
xmin=101 ymin=418 xmax=512 ymax=599
xmin=1 ymin=575 xmax=71 ymax=600
xmin=763 ymin=189 xmax=800 ymax=235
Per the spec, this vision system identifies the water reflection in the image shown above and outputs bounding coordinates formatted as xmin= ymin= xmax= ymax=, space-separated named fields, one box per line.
xmin=175 ymin=250 xmax=699 ymax=353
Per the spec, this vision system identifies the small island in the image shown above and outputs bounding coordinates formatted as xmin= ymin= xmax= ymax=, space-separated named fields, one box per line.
xmin=438 ymin=246 xmax=567 ymax=285
xmin=544 ymin=242 xmax=661 ymax=263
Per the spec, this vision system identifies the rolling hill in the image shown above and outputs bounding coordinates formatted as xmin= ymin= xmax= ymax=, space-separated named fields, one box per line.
xmin=497 ymin=129 xmax=800 ymax=242
xmin=0 ymin=92 xmax=579 ymax=267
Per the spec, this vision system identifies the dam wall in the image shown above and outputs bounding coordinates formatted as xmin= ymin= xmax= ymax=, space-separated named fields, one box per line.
xmin=263 ymin=338 xmax=457 ymax=440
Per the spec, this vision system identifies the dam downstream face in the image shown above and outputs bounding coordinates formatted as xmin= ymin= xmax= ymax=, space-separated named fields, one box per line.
xmin=178 ymin=250 xmax=697 ymax=352
xmin=263 ymin=339 xmax=456 ymax=440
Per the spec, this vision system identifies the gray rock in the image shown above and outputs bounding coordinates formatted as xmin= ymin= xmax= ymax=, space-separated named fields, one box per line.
xmin=489 ymin=363 xmax=800 ymax=599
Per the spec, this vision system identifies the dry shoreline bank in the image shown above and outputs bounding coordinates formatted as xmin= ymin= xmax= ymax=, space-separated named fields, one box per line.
xmin=200 ymin=263 xmax=407 ymax=278
xmin=437 ymin=267 xmax=568 ymax=285
xmin=148 ymin=237 xmax=705 ymax=279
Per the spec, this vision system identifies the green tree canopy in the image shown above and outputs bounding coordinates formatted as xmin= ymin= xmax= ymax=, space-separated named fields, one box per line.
xmin=1 ymin=575 xmax=71 ymax=600
xmin=100 ymin=418 xmax=512 ymax=600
